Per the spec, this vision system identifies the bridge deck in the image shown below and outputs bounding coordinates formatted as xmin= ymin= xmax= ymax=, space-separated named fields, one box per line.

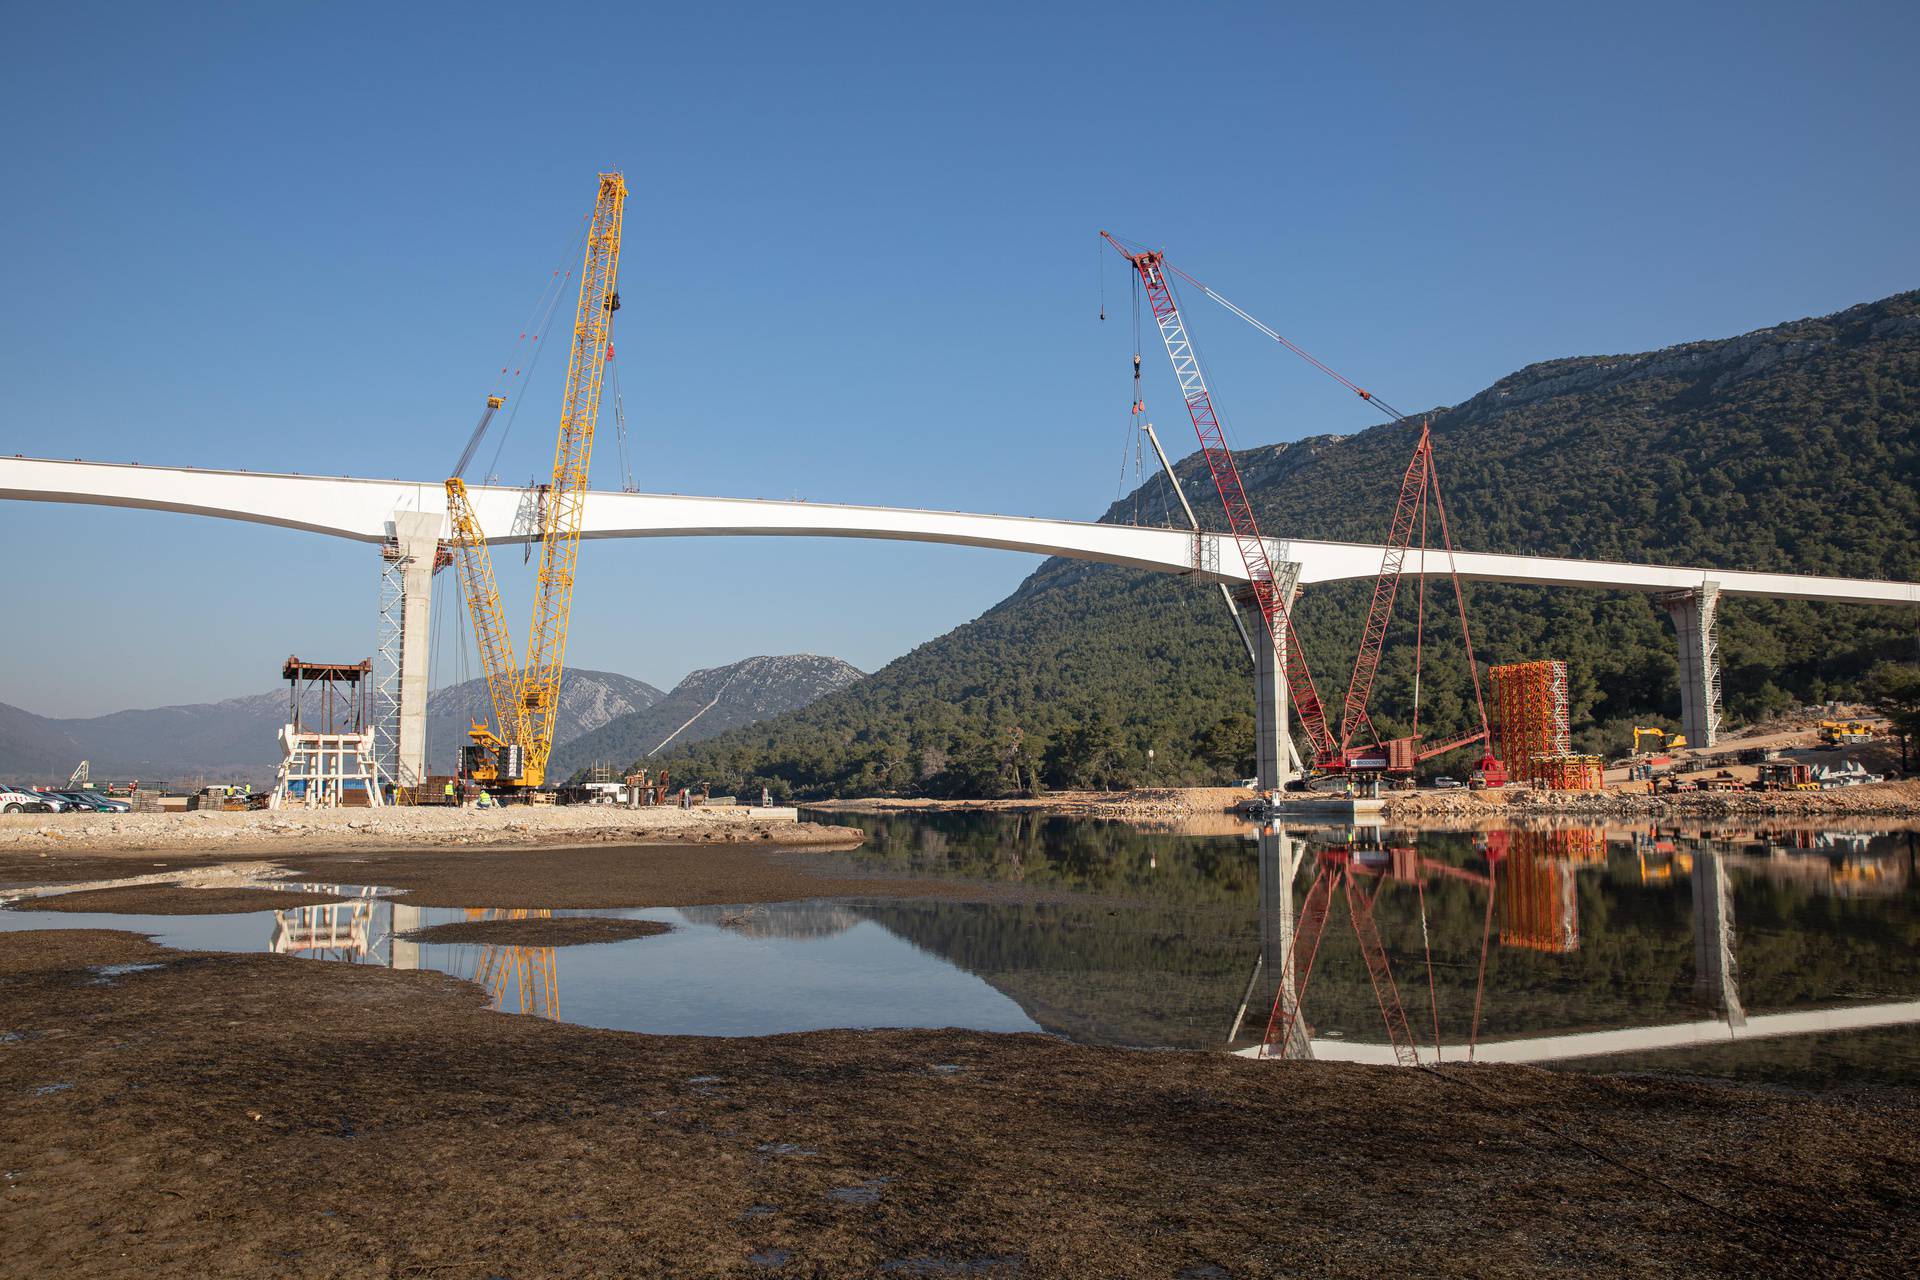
xmin=3 ymin=456 xmax=1916 ymax=605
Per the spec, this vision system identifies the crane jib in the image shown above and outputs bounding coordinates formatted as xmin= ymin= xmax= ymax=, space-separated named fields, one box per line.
xmin=1102 ymin=233 xmax=1336 ymax=762
xmin=441 ymin=172 xmax=627 ymax=791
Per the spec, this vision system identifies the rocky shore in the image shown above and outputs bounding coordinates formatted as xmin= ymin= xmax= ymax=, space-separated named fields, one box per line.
xmin=1382 ymin=778 xmax=1920 ymax=822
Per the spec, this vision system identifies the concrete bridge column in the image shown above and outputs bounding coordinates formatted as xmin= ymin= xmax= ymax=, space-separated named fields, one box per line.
xmin=1233 ymin=566 xmax=1302 ymax=792
xmin=1690 ymin=849 xmax=1744 ymax=1026
xmin=390 ymin=511 xmax=441 ymax=790
xmin=1660 ymin=581 xmax=1722 ymax=749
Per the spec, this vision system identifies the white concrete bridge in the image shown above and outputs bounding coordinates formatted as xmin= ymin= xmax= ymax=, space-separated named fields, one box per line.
xmin=5 ymin=456 xmax=1917 ymax=785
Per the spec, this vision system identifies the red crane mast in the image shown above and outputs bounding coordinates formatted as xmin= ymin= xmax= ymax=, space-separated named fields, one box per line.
xmin=1100 ymin=232 xmax=1336 ymax=763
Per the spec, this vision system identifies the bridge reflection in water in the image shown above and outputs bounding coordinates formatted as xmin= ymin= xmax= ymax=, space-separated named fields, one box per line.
xmin=242 ymin=815 xmax=1918 ymax=1084
xmin=1235 ymin=821 xmax=1919 ymax=1068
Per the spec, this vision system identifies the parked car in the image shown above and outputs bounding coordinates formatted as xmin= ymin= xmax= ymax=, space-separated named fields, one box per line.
xmin=0 ymin=786 xmax=54 ymax=813
xmin=54 ymin=790 xmax=126 ymax=813
xmin=26 ymin=789 xmax=77 ymax=812
xmin=1430 ymin=776 xmax=1463 ymax=790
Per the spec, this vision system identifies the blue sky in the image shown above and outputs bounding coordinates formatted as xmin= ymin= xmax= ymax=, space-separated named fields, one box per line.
xmin=3 ymin=0 xmax=1915 ymax=716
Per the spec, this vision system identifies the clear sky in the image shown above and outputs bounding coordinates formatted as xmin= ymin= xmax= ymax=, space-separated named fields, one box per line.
xmin=2 ymin=1 xmax=1915 ymax=717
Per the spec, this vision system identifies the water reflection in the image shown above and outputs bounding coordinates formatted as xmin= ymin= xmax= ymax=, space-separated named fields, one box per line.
xmin=821 ymin=811 xmax=1920 ymax=1083
xmin=2 ymin=812 xmax=1914 ymax=1086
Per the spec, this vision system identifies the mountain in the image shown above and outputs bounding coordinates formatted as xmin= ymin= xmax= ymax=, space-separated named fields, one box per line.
xmin=423 ymin=669 xmax=663 ymax=775
xmin=0 ymin=668 xmax=663 ymax=783
xmin=658 ymin=290 xmax=1920 ymax=800
xmin=550 ymin=655 xmax=865 ymax=778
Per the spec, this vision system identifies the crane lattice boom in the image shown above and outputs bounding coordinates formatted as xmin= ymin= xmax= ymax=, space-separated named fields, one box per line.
xmin=444 ymin=476 xmax=526 ymax=754
xmin=442 ymin=172 xmax=626 ymax=790
xmin=1101 ymin=233 xmax=1336 ymax=763
xmin=519 ymin=172 xmax=626 ymax=786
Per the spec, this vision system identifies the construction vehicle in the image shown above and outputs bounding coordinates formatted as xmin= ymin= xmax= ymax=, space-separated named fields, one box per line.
xmin=1631 ymin=726 xmax=1687 ymax=755
xmin=1100 ymin=234 xmax=1503 ymax=788
xmin=1754 ymin=761 xmax=1818 ymax=792
xmin=1818 ymin=719 xmax=1874 ymax=747
xmin=444 ymin=172 xmax=627 ymax=792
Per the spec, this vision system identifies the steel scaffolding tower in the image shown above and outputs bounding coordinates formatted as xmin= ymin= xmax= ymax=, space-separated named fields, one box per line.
xmin=373 ymin=539 xmax=408 ymax=792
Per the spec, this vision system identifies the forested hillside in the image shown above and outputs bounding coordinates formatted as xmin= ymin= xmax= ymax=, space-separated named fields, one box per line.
xmin=662 ymin=291 xmax=1920 ymax=799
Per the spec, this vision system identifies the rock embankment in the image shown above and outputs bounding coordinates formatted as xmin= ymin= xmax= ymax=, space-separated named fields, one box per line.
xmin=1384 ymin=778 xmax=1920 ymax=822
xmin=0 ymin=803 xmax=860 ymax=855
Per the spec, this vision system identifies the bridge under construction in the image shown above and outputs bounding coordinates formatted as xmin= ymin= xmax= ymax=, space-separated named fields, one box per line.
xmin=2 ymin=177 xmax=1916 ymax=795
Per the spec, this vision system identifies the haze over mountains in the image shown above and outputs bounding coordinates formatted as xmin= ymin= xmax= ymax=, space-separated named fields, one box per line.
xmin=0 ymin=659 xmax=858 ymax=783
xmin=550 ymin=655 xmax=863 ymax=777
xmin=658 ymin=290 xmax=1920 ymax=800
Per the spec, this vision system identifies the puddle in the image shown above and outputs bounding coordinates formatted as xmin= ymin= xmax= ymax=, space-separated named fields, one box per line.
xmin=87 ymin=963 xmax=166 ymax=985
xmin=1 ymin=814 xmax=1917 ymax=1088
xmin=747 ymin=1247 xmax=791 ymax=1269
xmin=827 ymin=1176 xmax=894 ymax=1206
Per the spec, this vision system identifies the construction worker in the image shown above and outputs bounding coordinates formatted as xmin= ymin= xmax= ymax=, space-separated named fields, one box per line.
xmin=444 ymin=779 xmax=456 ymax=805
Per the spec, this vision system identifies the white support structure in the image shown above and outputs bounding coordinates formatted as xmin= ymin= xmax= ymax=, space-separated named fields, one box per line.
xmin=1235 ymin=566 xmax=1302 ymax=792
xmin=388 ymin=511 xmax=441 ymax=790
xmin=1661 ymin=581 xmax=1723 ymax=748
xmin=269 ymin=724 xmax=384 ymax=811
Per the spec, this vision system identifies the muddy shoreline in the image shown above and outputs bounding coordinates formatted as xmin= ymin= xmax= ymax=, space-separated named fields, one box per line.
xmin=2 ymin=928 xmax=1913 ymax=1278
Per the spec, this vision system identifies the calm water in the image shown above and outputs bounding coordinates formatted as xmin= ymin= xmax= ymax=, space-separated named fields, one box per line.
xmin=3 ymin=812 xmax=1915 ymax=1090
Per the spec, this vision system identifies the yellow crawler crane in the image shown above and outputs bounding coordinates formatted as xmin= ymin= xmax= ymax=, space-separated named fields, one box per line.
xmin=444 ymin=171 xmax=627 ymax=789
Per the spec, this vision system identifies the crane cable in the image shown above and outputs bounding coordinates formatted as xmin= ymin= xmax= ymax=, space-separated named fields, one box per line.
xmin=609 ymin=353 xmax=638 ymax=494
xmin=475 ymin=216 xmax=593 ymax=485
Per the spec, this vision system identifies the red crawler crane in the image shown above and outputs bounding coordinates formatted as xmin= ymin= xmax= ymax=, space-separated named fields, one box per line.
xmin=1330 ymin=420 xmax=1506 ymax=784
xmin=1100 ymin=233 xmax=1336 ymax=764
xmin=1103 ymin=232 xmax=1503 ymax=783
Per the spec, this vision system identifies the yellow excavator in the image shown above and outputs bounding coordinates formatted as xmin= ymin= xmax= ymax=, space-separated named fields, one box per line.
xmin=444 ymin=172 xmax=627 ymax=792
xmin=1631 ymin=726 xmax=1688 ymax=755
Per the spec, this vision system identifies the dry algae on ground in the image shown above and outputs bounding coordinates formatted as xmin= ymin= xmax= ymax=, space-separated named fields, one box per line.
xmin=2 ymin=929 xmax=1916 ymax=1279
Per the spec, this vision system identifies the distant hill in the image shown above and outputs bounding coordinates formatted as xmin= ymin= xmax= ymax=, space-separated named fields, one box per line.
xmin=659 ymin=290 xmax=1920 ymax=800
xmin=0 ymin=668 xmax=663 ymax=784
xmin=423 ymin=670 xmax=663 ymax=775
xmin=551 ymin=655 xmax=864 ymax=778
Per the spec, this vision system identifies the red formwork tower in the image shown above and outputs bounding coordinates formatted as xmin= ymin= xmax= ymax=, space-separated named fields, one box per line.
xmin=1490 ymin=661 xmax=1570 ymax=786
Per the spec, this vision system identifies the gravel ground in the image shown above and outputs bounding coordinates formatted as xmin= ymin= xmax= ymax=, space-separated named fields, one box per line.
xmin=0 ymin=803 xmax=858 ymax=855
xmin=2 ymin=929 xmax=1914 ymax=1279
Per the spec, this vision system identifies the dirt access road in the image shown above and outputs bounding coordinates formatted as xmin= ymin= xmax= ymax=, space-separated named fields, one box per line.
xmin=3 ymin=928 xmax=1915 ymax=1279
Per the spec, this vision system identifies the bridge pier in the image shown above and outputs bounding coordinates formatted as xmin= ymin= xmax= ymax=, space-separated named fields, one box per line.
xmin=1233 ymin=569 xmax=1302 ymax=791
xmin=1660 ymin=581 xmax=1722 ymax=749
xmin=382 ymin=511 xmax=440 ymax=791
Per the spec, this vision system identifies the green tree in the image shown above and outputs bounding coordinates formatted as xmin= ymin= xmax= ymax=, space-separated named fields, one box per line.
xmin=1864 ymin=661 xmax=1920 ymax=773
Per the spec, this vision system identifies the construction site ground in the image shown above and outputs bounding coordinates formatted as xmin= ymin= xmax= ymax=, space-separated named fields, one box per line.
xmin=2 ymin=924 xmax=1912 ymax=1279
xmin=0 ymin=801 xmax=857 ymax=857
